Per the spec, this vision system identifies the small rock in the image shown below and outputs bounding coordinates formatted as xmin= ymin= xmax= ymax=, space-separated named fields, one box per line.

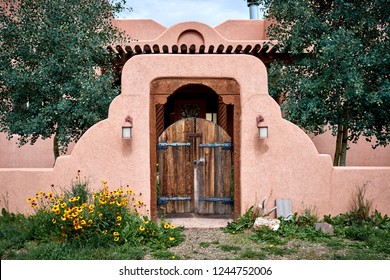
xmin=315 ymin=222 xmax=334 ymax=235
xmin=253 ymin=217 xmax=280 ymax=231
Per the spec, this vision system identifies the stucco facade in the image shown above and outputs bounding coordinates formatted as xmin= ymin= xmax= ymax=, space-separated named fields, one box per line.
xmin=0 ymin=20 xmax=389 ymax=218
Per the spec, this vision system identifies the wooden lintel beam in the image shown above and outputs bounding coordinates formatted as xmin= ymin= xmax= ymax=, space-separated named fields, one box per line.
xmin=217 ymin=44 xmax=224 ymax=54
xmin=189 ymin=44 xmax=196 ymax=54
xmin=144 ymin=44 xmax=152 ymax=53
xmin=226 ymin=45 xmax=233 ymax=54
xmin=260 ymin=43 xmax=269 ymax=53
xmin=243 ymin=45 xmax=252 ymax=53
xmin=134 ymin=45 xmax=142 ymax=54
xmin=234 ymin=45 xmax=243 ymax=53
xmin=153 ymin=44 xmax=160 ymax=53
xmin=251 ymin=44 xmax=261 ymax=53
xmin=116 ymin=45 xmax=125 ymax=54
xmin=180 ymin=44 xmax=187 ymax=54
xmin=125 ymin=45 xmax=133 ymax=54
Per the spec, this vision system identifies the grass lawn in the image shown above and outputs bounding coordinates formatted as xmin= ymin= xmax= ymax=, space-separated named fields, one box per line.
xmin=1 ymin=208 xmax=389 ymax=260
xmin=1 ymin=182 xmax=389 ymax=260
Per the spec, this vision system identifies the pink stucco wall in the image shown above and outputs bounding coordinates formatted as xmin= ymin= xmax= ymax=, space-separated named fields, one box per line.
xmin=311 ymin=132 xmax=390 ymax=166
xmin=0 ymin=20 xmax=388 ymax=218
xmin=1 ymin=54 xmax=389 ymax=218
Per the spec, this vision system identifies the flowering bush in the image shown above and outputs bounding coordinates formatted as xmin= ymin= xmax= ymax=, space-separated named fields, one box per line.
xmin=26 ymin=177 xmax=183 ymax=249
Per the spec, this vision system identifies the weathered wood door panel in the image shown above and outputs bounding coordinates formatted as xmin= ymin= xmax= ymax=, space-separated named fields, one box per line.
xmin=158 ymin=118 xmax=232 ymax=215
xmin=196 ymin=118 xmax=232 ymax=214
xmin=158 ymin=118 xmax=194 ymax=214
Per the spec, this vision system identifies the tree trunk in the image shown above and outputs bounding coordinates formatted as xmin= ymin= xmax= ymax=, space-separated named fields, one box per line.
xmin=333 ymin=124 xmax=343 ymax=166
xmin=53 ymin=132 xmax=60 ymax=163
xmin=339 ymin=124 xmax=349 ymax=166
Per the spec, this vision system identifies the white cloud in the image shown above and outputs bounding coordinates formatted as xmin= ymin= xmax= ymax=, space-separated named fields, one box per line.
xmin=118 ymin=0 xmax=254 ymax=27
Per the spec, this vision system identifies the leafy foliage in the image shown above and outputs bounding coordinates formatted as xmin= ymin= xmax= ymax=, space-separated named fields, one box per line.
xmin=24 ymin=179 xmax=184 ymax=249
xmin=260 ymin=0 xmax=390 ymax=165
xmin=0 ymin=176 xmax=185 ymax=259
xmin=348 ymin=183 xmax=373 ymax=222
xmin=0 ymin=0 xmax=129 ymax=159
xmin=224 ymin=206 xmax=257 ymax=233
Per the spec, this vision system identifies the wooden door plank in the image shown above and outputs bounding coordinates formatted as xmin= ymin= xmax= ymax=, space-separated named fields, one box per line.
xmin=196 ymin=119 xmax=232 ymax=214
xmin=158 ymin=118 xmax=194 ymax=214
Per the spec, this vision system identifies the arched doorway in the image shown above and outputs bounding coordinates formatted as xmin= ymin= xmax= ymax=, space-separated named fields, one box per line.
xmin=149 ymin=78 xmax=241 ymax=219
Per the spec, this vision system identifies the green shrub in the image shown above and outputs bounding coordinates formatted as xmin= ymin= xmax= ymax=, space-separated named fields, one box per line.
xmin=24 ymin=179 xmax=184 ymax=249
xmin=295 ymin=208 xmax=318 ymax=227
xmin=224 ymin=206 xmax=257 ymax=233
xmin=348 ymin=183 xmax=373 ymax=223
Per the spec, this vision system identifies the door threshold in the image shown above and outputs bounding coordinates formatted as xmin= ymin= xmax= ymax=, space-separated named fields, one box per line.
xmin=159 ymin=213 xmax=233 ymax=228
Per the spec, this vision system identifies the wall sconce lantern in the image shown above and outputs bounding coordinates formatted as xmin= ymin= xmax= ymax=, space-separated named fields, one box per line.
xmin=122 ymin=115 xmax=133 ymax=140
xmin=257 ymin=115 xmax=268 ymax=139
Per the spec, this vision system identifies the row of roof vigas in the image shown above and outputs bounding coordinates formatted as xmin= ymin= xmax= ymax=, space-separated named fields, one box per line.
xmin=108 ymin=42 xmax=276 ymax=55
xmin=108 ymin=42 xmax=290 ymax=67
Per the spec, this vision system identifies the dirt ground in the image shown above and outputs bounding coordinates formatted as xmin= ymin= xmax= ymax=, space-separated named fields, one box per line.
xmin=158 ymin=228 xmax=336 ymax=260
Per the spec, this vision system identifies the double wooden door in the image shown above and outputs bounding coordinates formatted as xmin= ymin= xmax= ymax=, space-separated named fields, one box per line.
xmin=157 ymin=118 xmax=232 ymax=215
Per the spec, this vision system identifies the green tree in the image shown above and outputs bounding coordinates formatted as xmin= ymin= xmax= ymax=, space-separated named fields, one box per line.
xmin=260 ymin=0 xmax=389 ymax=165
xmin=0 ymin=0 xmax=129 ymax=161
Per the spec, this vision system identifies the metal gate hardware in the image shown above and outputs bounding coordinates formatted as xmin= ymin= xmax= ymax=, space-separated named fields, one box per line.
xmin=158 ymin=196 xmax=192 ymax=205
xmin=198 ymin=197 xmax=233 ymax=205
xmin=199 ymin=142 xmax=232 ymax=150
xmin=157 ymin=142 xmax=191 ymax=150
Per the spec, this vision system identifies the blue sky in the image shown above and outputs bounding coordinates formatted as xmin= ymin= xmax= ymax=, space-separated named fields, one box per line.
xmin=118 ymin=0 xmax=262 ymax=27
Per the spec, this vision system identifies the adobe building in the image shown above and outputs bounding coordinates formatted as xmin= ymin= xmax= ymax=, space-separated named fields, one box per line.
xmin=0 ymin=17 xmax=389 ymax=219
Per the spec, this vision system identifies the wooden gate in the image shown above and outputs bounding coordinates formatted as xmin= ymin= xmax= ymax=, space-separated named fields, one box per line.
xmin=157 ymin=118 xmax=232 ymax=215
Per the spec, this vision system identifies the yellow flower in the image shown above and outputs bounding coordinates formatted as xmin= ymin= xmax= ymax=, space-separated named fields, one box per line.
xmin=269 ymin=244 xmax=274 ymax=248
xmin=116 ymin=216 xmax=122 ymax=222
xmin=74 ymin=225 xmax=82 ymax=230
xmin=164 ymin=223 xmax=170 ymax=229
xmin=99 ymin=198 xmax=107 ymax=205
xmin=137 ymin=200 xmax=143 ymax=205
xmin=52 ymin=219 xmax=56 ymax=224
xmin=80 ymin=220 xmax=86 ymax=225
xmin=61 ymin=202 xmax=67 ymax=208
xmin=170 ymin=225 xmax=175 ymax=229
xmin=169 ymin=236 xmax=175 ymax=241
xmin=98 ymin=213 xmax=103 ymax=217
xmin=61 ymin=216 xmax=67 ymax=221
xmin=114 ymin=237 xmax=119 ymax=242
xmin=113 ymin=232 xmax=119 ymax=236
xmin=171 ymin=256 xmax=175 ymax=259
xmin=102 ymin=230 xmax=108 ymax=235
xmin=27 ymin=198 xmax=32 ymax=202
xmin=139 ymin=226 xmax=145 ymax=231
xmin=144 ymin=220 xmax=149 ymax=224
